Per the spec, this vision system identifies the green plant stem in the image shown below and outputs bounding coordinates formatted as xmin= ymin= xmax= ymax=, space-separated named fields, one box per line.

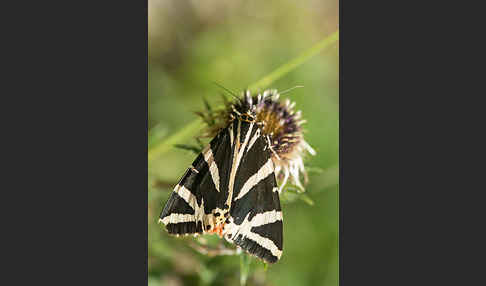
xmin=148 ymin=30 xmax=339 ymax=162
xmin=240 ymin=253 xmax=251 ymax=286
xmin=248 ymin=30 xmax=339 ymax=92
xmin=148 ymin=119 xmax=204 ymax=162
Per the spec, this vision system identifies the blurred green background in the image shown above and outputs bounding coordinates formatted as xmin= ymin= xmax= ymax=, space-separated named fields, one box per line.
xmin=148 ymin=1 xmax=339 ymax=285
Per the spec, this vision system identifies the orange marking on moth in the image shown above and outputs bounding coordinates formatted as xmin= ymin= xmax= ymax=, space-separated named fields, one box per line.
xmin=207 ymin=223 xmax=225 ymax=238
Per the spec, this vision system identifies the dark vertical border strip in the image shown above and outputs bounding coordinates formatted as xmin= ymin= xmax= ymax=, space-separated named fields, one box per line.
xmin=9 ymin=1 xmax=149 ymax=284
xmin=338 ymin=0 xmax=466 ymax=284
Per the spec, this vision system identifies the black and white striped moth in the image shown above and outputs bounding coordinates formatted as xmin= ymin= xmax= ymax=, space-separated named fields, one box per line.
xmin=159 ymin=89 xmax=314 ymax=264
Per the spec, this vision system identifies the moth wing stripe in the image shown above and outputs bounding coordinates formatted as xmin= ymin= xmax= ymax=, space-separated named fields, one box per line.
xmin=231 ymin=122 xmax=254 ymax=186
xmin=170 ymin=185 xmax=206 ymax=227
xmin=234 ymin=158 xmax=274 ymax=201
xmin=174 ymin=185 xmax=197 ymax=209
xmin=174 ymin=185 xmax=205 ymax=220
xmin=227 ymin=120 xmax=242 ymax=206
xmin=227 ymin=212 xmax=282 ymax=258
xmin=202 ymin=146 xmax=221 ymax=192
xmin=161 ymin=213 xmax=196 ymax=225
xmin=246 ymin=128 xmax=260 ymax=152
xmin=234 ymin=122 xmax=254 ymax=171
xmin=249 ymin=210 xmax=283 ymax=227
xmin=245 ymin=232 xmax=282 ymax=258
xmin=229 ymin=123 xmax=234 ymax=146
xmin=239 ymin=122 xmax=254 ymax=157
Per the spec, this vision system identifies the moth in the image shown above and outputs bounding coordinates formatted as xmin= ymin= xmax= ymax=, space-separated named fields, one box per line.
xmin=159 ymin=92 xmax=283 ymax=264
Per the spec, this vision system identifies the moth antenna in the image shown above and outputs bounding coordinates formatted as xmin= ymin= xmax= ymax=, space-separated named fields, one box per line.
xmin=212 ymin=81 xmax=239 ymax=101
xmin=278 ymin=85 xmax=304 ymax=96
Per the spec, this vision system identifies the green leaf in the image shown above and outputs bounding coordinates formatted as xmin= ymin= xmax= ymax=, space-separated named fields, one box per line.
xmin=148 ymin=30 xmax=339 ymax=162
xmin=173 ymin=144 xmax=203 ymax=155
xmin=306 ymin=166 xmax=325 ymax=174
xmin=202 ymin=97 xmax=216 ymax=126
xmin=263 ymin=262 xmax=268 ymax=272
xmin=299 ymin=194 xmax=315 ymax=206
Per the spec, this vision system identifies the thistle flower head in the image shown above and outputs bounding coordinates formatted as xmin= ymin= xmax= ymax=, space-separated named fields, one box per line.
xmin=200 ymin=89 xmax=315 ymax=193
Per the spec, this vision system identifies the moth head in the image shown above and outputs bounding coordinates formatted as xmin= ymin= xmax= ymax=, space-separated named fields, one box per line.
xmin=238 ymin=112 xmax=255 ymax=123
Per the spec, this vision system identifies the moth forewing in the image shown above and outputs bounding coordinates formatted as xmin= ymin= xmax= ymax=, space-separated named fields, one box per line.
xmin=159 ymin=127 xmax=233 ymax=236
xmin=160 ymin=113 xmax=284 ymax=263
xmin=224 ymin=121 xmax=284 ymax=263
